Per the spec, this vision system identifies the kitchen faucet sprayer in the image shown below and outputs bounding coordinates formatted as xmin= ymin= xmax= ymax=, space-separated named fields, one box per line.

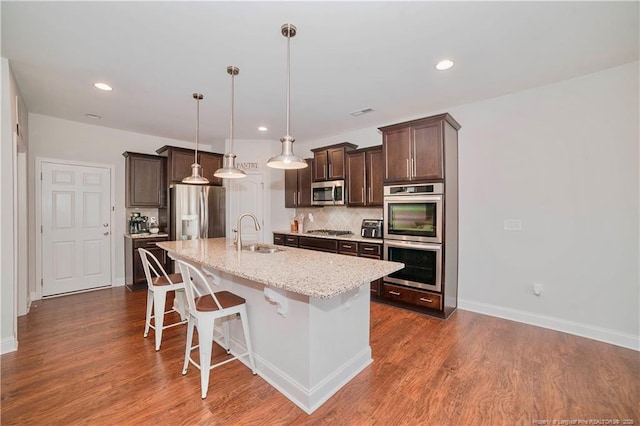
xmin=235 ymin=213 xmax=261 ymax=251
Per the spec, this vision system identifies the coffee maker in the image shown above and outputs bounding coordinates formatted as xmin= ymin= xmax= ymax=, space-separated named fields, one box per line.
xmin=129 ymin=213 xmax=149 ymax=234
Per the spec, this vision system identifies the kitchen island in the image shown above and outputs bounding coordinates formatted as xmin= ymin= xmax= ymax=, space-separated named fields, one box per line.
xmin=156 ymin=238 xmax=403 ymax=414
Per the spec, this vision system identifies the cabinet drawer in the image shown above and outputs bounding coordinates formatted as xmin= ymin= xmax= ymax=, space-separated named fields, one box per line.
xmin=273 ymin=234 xmax=285 ymax=246
xmin=338 ymin=241 xmax=358 ymax=255
xmin=381 ymin=283 xmax=442 ymax=310
xmin=298 ymin=236 xmax=337 ymax=253
xmin=133 ymin=237 xmax=168 ymax=249
xmin=285 ymin=235 xmax=299 ymax=247
xmin=358 ymin=242 xmax=381 ymax=258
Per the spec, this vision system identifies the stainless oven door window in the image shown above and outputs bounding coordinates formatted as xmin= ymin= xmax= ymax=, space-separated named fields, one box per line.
xmin=383 ymin=194 xmax=443 ymax=243
xmin=383 ymin=240 xmax=442 ymax=292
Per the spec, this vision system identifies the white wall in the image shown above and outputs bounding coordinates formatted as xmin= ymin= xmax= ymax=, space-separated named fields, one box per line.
xmin=1 ymin=58 xmax=18 ymax=353
xmin=27 ymin=114 xmax=217 ymax=291
xmin=303 ymin=62 xmax=640 ymax=350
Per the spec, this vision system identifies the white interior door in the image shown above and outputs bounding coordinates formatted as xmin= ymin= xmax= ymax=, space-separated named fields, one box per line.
xmin=229 ymin=173 xmax=264 ymax=243
xmin=41 ymin=162 xmax=112 ymax=296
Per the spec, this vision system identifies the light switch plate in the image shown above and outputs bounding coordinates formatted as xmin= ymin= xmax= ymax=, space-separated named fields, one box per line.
xmin=504 ymin=219 xmax=522 ymax=231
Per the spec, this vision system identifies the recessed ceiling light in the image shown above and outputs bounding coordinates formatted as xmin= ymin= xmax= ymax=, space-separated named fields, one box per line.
xmin=93 ymin=82 xmax=112 ymax=91
xmin=85 ymin=113 xmax=101 ymax=119
xmin=258 ymin=126 xmax=268 ymax=132
xmin=435 ymin=59 xmax=454 ymax=71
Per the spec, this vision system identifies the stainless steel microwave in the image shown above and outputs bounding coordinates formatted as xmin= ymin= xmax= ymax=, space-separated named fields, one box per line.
xmin=311 ymin=180 xmax=345 ymax=206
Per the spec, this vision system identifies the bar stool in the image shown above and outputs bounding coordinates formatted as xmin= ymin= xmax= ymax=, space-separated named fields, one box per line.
xmin=138 ymin=248 xmax=188 ymax=351
xmin=176 ymin=259 xmax=257 ymax=399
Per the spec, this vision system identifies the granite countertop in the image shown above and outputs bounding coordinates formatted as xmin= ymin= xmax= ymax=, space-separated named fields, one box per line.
xmin=273 ymin=230 xmax=383 ymax=245
xmin=124 ymin=233 xmax=169 ymax=239
xmin=157 ymin=238 xmax=403 ymax=300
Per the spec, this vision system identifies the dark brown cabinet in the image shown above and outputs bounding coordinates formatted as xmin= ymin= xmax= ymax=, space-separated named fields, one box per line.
xmin=124 ymin=235 xmax=169 ymax=291
xmin=346 ymin=146 xmax=383 ymax=207
xmin=284 ymin=158 xmax=313 ymax=208
xmin=311 ymin=142 xmax=358 ymax=182
xmin=199 ymin=152 xmax=224 ymax=186
xmin=381 ymin=283 xmax=442 ymax=310
xmin=156 ymin=145 xmax=224 ymax=186
xmin=358 ymin=242 xmax=383 ymax=296
xmin=379 ymin=113 xmax=460 ymax=184
xmin=123 ymin=152 xmax=166 ymax=208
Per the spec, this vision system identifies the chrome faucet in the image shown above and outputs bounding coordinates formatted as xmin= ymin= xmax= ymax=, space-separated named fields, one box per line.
xmin=235 ymin=213 xmax=262 ymax=251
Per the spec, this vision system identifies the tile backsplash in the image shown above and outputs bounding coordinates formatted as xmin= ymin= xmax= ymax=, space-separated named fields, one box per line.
xmin=295 ymin=206 xmax=383 ymax=234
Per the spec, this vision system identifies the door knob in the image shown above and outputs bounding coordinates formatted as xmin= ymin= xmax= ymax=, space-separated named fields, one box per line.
xmin=103 ymin=231 xmax=110 ymax=236
xmin=103 ymin=223 xmax=109 ymax=227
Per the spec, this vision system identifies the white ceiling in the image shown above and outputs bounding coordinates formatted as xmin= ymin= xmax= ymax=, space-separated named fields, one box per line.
xmin=2 ymin=1 xmax=638 ymax=145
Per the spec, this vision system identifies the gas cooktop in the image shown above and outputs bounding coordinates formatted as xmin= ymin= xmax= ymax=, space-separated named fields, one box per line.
xmin=306 ymin=229 xmax=353 ymax=236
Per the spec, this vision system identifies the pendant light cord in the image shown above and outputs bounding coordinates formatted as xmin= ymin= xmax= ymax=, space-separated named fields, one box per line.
xmin=286 ymin=24 xmax=291 ymax=137
xmin=195 ymin=96 xmax=200 ymax=163
xmin=230 ymin=71 xmax=235 ymax=152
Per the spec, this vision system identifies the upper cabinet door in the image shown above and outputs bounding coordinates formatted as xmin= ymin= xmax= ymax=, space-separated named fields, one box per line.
xmin=367 ymin=148 xmax=384 ymax=206
xmin=383 ymin=127 xmax=411 ymax=183
xmin=124 ymin=152 xmax=166 ymax=208
xmin=412 ymin=122 xmax=443 ymax=181
xmin=284 ymin=168 xmax=298 ymax=208
xmin=297 ymin=159 xmax=313 ymax=206
xmin=346 ymin=152 xmax=366 ymax=206
xmin=169 ymin=150 xmax=195 ymax=183
xmin=199 ymin=152 xmax=224 ymax=186
xmin=327 ymin=148 xmax=345 ymax=180
xmin=313 ymin=150 xmax=328 ymax=182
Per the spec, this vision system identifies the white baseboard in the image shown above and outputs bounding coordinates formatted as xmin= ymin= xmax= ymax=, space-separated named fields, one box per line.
xmin=215 ymin=328 xmax=372 ymax=414
xmin=458 ymin=298 xmax=640 ymax=351
xmin=1 ymin=336 xmax=18 ymax=354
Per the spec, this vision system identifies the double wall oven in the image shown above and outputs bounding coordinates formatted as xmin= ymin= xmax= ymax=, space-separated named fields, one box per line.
xmin=383 ymin=183 xmax=444 ymax=293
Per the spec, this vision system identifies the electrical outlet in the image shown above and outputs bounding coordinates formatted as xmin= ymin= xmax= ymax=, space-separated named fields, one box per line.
xmin=504 ymin=219 xmax=522 ymax=231
xmin=532 ymin=283 xmax=543 ymax=296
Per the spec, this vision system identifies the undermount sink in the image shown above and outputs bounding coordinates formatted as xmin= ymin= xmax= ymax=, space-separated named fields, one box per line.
xmin=242 ymin=243 xmax=285 ymax=254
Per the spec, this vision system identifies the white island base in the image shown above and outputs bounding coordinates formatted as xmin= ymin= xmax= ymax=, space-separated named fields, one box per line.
xmin=159 ymin=239 xmax=403 ymax=414
xmin=186 ymin=266 xmax=372 ymax=414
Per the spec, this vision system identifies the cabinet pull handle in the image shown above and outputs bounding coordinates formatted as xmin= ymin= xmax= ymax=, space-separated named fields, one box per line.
xmin=406 ymin=159 xmax=410 ymax=177
xmin=363 ymin=247 xmax=374 ymax=251
xmin=361 ymin=187 xmax=365 ymax=202
xmin=369 ymin=186 xmax=373 ymax=201
xmin=412 ymin=158 xmax=416 ymax=177
xmin=328 ymin=163 xmax=332 ymax=178
xmin=343 ymin=244 xmax=352 ymax=249
xmin=389 ymin=291 xmax=401 ymax=296
xmin=419 ymin=297 xmax=433 ymax=303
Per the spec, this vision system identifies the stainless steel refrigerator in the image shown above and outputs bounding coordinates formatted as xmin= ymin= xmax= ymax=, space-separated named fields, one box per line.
xmin=169 ymin=184 xmax=225 ymax=241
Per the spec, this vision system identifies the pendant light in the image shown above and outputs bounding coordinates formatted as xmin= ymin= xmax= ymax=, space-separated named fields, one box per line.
xmin=182 ymin=93 xmax=210 ymax=184
xmin=267 ymin=23 xmax=308 ymax=170
xmin=214 ymin=66 xmax=246 ymax=179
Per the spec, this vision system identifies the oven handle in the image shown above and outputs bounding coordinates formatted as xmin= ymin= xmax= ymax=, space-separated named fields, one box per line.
xmin=382 ymin=194 xmax=443 ymax=202
xmin=383 ymin=240 xmax=442 ymax=252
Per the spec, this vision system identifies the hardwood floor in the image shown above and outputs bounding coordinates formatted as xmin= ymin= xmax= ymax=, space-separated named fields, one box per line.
xmin=1 ymin=288 xmax=638 ymax=425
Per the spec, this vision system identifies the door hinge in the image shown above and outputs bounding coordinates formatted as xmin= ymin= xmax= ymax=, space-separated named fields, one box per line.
xmin=40 ymin=172 xmax=43 ymax=180
xmin=40 ymin=278 xmax=43 ymax=287
xmin=41 ymin=225 xmax=43 ymax=233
